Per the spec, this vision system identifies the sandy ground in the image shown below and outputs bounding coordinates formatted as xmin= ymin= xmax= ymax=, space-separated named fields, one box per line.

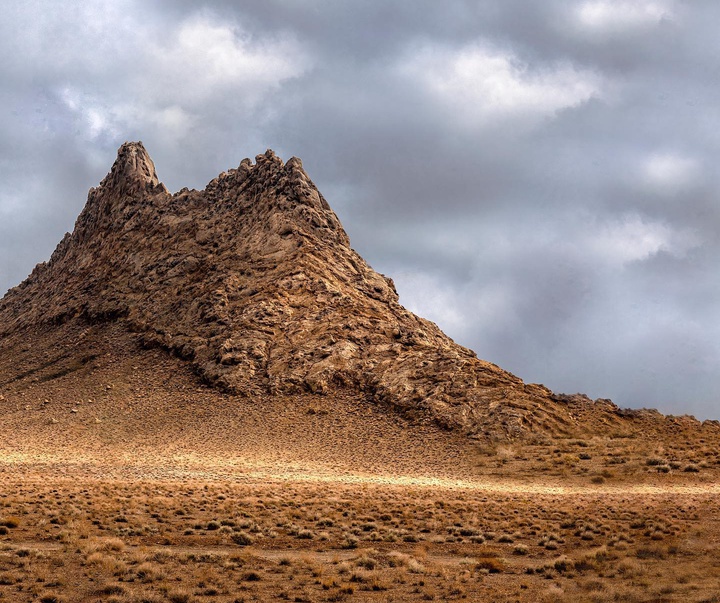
xmin=2 ymin=324 xmax=720 ymax=601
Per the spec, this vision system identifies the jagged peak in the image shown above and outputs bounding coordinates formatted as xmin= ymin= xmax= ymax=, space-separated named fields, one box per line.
xmin=5 ymin=141 xmax=715 ymax=444
xmin=205 ymin=149 xmax=305 ymax=186
xmin=255 ymin=148 xmax=283 ymax=165
xmin=98 ymin=141 xmax=164 ymax=195
xmin=202 ymin=148 xmax=335 ymax=217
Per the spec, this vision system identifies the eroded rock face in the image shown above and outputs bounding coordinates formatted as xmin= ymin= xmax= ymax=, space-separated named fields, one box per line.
xmin=0 ymin=142 xmax=626 ymax=439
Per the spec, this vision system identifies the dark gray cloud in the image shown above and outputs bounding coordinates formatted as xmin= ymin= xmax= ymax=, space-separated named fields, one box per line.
xmin=2 ymin=0 xmax=718 ymax=419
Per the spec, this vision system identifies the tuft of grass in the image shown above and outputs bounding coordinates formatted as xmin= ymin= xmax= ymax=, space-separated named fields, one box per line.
xmin=231 ymin=531 xmax=254 ymax=545
xmin=342 ymin=534 xmax=359 ymax=549
xmin=0 ymin=516 xmax=20 ymax=528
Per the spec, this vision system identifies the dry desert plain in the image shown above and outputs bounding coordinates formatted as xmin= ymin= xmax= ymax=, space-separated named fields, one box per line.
xmin=1 ymin=332 xmax=720 ymax=603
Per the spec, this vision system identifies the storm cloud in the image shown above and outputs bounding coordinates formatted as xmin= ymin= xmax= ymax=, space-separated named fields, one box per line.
xmin=1 ymin=0 xmax=719 ymax=418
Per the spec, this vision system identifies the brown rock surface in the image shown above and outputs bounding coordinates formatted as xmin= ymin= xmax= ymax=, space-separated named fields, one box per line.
xmin=0 ymin=142 xmax=717 ymax=444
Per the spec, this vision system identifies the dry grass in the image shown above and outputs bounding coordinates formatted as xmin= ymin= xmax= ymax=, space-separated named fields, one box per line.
xmin=1 ymin=324 xmax=720 ymax=601
xmin=0 ymin=475 xmax=719 ymax=602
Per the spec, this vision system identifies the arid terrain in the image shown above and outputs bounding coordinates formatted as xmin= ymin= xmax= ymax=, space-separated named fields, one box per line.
xmin=1 ymin=143 xmax=719 ymax=602
xmin=2 ymin=397 xmax=720 ymax=603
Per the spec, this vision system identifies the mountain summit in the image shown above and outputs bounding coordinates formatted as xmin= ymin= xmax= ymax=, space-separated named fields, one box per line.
xmin=0 ymin=142 xmax=712 ymax=442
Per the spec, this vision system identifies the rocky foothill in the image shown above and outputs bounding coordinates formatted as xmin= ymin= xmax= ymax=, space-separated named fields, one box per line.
xmin=0 ymin=142 xmax=716 ymax=441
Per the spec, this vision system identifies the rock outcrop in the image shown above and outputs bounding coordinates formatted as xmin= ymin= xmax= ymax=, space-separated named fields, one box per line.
xmin=0 ymin=142 xmax=680 ymax=440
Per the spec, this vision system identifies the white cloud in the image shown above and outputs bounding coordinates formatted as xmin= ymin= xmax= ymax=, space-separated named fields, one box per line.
xmin=641 ymin=152 xmax=700 ymax=192
xmin=403 ymin=42 xmax=601 ymax=127
xmin=586 ymin=213 xmax=698 ymax=265
xmin=153 ymin=106 xmax=194 ymax=137
xmin=58 ymin=88 xmax=120 ymax=141
xmin=576 ymin=0 xmax=674 ymax=31
xmin=149 ymin=16 xmax=308 ymax=108
xmin=54 ymin=13 xmax=310 ymax=144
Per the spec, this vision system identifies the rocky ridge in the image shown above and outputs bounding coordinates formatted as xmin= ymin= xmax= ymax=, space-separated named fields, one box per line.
xmin=0 ymin=142 xmax=713 ymax=441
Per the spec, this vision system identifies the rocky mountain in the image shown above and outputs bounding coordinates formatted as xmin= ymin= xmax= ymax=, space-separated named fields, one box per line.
xmin=0 ymin=142 xmax=714 ymax=442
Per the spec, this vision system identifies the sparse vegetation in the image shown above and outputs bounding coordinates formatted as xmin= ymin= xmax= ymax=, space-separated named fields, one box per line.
xmin=0 ymin=283 xmax=718 ymax=603
xmin=0 ymin=476 xmax=716 ymax=602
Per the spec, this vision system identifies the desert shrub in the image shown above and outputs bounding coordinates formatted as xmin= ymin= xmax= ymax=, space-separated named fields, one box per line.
xmin=231 ymin=531 xmax=254 ymax=545
xmin=349 ymin=571 xmax=369 ymax=584
xmin=607 ymin=456 xmax=627 ymax=464
xmin=95 ymin=584 xmax=126 ymax=595
xmin=242 ymin=571 xmax=261 ymax=581
xmin=356 ymin=555 xmax=377 ymax=570
xmin=102 ymin=537 xmax=125 ymax=551
xmin=475 ymin=557 xmax=504 ymax=573
xmin=636 ymin=546 xmax=665 ymax=560
xmin=617 ymin=558 xmax=645 ymax=578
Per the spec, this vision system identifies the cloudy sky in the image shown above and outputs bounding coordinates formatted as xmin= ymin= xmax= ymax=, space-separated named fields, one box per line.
xmin=1 ymin=1 xmax=718 ymax=419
